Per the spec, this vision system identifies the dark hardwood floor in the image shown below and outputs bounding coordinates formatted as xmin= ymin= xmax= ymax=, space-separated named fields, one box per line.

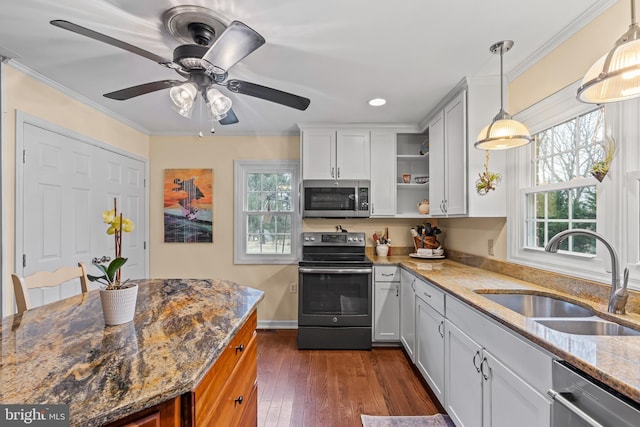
xmin=257 ymin=330 xmax=443 ymax=427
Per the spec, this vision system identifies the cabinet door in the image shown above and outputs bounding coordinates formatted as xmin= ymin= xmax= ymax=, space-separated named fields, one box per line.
xmin=373 ymin=281 xmax=400 ymax=341
xmin=336 ymin=129 xmax=370 ymax=180
xmin=370 ymin=131 xmax=396 ymax=216
xmin=444 ymin=320 xmax=482 ymax=427
xmin=428 ymin=111 xmax=446 ymax=216
xmin=399 ymin=269 xmax=416 ymax=362
xmin=444 ymin=91 xmax=467 ymax=215
xmin=482 ymin=351 xmax=551 ymax=427
xmin=302 ymin=129 xmax=336 ymax=180
xmin=416 ymin=297 xmax=445 ymax=405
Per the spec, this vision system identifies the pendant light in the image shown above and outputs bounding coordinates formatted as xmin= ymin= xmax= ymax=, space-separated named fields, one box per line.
xmin=577 ymin=0 xmax=640 ymax=103
xmin=475 ymin=40 xmax=532 ymax=150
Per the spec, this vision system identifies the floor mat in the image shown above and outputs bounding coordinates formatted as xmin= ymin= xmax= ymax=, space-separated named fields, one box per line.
xmin=361 ymin=414 xmax=456 ymax=427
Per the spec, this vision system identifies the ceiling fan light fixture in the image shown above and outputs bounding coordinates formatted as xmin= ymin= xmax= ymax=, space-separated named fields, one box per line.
xmin=206 ymin=87 xmax=232 ymax=120
xmin=475 ymin=40 xmax=532 ymax=150
xmin=577 ymin=0 xmax=640 ymax=103
xmin=169 ymin=82 xmax=197 ymax=118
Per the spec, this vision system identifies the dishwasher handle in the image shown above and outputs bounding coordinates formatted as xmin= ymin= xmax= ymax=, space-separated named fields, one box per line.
xmin=547 ymin=389 xmax=604 ymax=427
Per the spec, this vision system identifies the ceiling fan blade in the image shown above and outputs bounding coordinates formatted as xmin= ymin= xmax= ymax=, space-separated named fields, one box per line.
xmin=50 ymin=20 xmax=174 ymax=66
xmin=219 ymin=108 xmax=239 ymax=125
xmin=104 ymin=80 xmax=183 ymax=100
xmin=226 ymin=80 xmax=310 ymax=111
xmin=201 ymin=21 xmax=265 ymax=73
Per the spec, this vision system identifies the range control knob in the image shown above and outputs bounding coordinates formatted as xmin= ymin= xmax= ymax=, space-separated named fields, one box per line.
xmin=332 ymin=317 xmax=338 ymax=323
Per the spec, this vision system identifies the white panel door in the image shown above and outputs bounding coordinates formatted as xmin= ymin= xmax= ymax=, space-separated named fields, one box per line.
xmin=20 ymin=122 xmax=146 ymax=309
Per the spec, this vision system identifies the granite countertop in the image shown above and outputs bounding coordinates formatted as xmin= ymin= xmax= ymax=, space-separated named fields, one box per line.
xmin=373 ymin=255 xmax=640 ymax=404
xmin=0 ymin=278 xmax=264 ymax=426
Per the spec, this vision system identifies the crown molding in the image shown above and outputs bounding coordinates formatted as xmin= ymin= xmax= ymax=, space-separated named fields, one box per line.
xmin=7 ymin=60 xmax=150 ymax=135
xmin=508 ymin=0 xmax=618 ymax=80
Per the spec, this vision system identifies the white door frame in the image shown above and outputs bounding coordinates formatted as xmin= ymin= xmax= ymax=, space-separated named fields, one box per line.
xmin=11 ymin=111 xmax=150 ymax=311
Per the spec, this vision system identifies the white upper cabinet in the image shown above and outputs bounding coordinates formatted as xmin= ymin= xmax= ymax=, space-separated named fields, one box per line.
xmin=301 ymin=128 xmax=336 ymax=180
xmin=300 ymin=127 xmax=370 ymax=180
xmin=370 ymin=130 xmax=396 ymax=216
xmin=426 ymin=77 xmax=508 ymax=218
xmin=429 ymin=90 xmax=467 ymax=216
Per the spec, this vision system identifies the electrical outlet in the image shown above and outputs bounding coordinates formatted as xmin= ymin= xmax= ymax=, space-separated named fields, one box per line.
xmin=289 ymin=282 xmax=297 ymax=293
xmin=488 ymin=239 xmax=495 ymax=256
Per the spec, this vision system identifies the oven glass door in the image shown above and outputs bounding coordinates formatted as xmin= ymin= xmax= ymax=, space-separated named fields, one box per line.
xmin=298 ymin=267 xmax=371 ymax=327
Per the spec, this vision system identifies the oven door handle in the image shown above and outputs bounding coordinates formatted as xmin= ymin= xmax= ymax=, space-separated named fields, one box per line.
xmin=547 ymin=389 xmax=604 ymax=427
xmin=299 ymin=267 xmax=372 ymax=274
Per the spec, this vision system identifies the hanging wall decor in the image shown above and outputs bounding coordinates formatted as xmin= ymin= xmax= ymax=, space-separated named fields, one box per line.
xmin=164 ymin=168 xmax=213 ymax=242
xmin=475 ymin=151 xmax=502 ymax=195
xmin=590 ymin=136 xmax=616 ymax=182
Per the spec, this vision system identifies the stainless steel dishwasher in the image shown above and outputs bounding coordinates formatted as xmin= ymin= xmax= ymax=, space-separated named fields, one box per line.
xmin=548 ymin=360 xmax=640 ymax=426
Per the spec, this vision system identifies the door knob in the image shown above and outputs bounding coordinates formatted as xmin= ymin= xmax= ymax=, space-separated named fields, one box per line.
xmin=92 ymin=256 xmax=112 ymax=264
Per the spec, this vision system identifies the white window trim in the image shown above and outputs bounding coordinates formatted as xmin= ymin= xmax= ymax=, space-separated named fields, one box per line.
xmin=507 ymin=81 xmax=612 ymax=284
xmin=234 ymin=160 xmax=301 ymax=264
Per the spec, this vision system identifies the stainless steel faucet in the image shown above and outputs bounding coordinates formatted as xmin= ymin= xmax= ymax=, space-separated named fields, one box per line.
xmin=544 ymin=229 xmax=629 ymax=314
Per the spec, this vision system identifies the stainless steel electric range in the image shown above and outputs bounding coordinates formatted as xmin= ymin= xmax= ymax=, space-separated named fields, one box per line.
xmin=297 ymin=232 xmax=372 ymax=350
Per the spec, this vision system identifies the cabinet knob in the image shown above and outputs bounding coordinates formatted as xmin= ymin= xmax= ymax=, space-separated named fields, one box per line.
xmin=235 ymin=344 xmax=245 ymax=353
xmin=234 ymin=396 xmax=244 ymax=406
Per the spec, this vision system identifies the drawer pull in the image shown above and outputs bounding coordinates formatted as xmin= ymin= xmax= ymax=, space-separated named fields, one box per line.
xmin=235 ymin=344 xmax=245 ymax=353
xmin=381 ymin=273 xmax=395 ymax=276
xmin=234 ymin=395 xmax=244 ymax=406
xmin=423 ymin=292 xmax=431 ymax=298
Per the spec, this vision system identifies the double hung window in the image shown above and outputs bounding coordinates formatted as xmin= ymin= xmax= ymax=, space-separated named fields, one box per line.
xmin=234 ymin=160 xmax=300 ymax=264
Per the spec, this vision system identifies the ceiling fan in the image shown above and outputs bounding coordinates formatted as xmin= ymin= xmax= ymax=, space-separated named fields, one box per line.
xmin=50 ymin=6 xmax=310 ymax=127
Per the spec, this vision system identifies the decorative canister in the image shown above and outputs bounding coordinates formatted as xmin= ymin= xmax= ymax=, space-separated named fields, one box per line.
xmin=376 ymin=245 xmax=389 ymax=256
xmin=417 ymin=199 xmax=430 ymax=215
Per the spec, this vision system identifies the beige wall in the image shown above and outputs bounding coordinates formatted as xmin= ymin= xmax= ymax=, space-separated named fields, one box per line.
xmin=149 ymin=135 xmax=302 ymax=323
xmin=2 ymin=65 xmax=150 ymax=315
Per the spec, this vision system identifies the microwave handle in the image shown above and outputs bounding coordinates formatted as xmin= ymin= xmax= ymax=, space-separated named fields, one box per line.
xmin=298 ymin=182 xmax=301 ymax=213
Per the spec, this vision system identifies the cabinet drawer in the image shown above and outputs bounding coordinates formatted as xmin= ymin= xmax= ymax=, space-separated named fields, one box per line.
xmin=193 ymin=311 xmax=257 ymax=426
xmin=414 ymin=277 xmax=445 ymax=315
xmin=199 ymin=334 xmax=258 ymax=427
xmin=374 ymin=266 xmax=400 ymax=282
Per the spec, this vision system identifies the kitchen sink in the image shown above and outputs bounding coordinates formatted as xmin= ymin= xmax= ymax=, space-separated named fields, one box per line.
xmin=536 ymin=319 xmax=640 ymax=336
xmin=478 ymin=292 xmax=594 ymax=318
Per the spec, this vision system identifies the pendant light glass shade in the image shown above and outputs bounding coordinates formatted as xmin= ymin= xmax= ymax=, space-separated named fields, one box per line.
xmin=169 ymin=82 xmax=197 ymax=118
xmin=206 ymin=87 xmax=232 ymax=120
xmin=476 ymin=115 xmax=533 ymax=150
xmin=475 ymin=40 xmax=532 ymax=150
xmin=577 ymin=0 xmax=640 ymax=103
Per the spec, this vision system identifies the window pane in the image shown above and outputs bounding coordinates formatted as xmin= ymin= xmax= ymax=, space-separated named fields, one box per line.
xmin=572 ymin=187 xmax=596 ymax=220
xmin=548 ymin=222 xmax=569 ymax=250
xmin=536 ymin=193 xmax=545 ymax=219
xmin=262 ymin=174 xmax=277 ymax=191
xmin=547 ymin=190 xmax=568 ymax=220
xmin=572 ymin=223 xmax=597 ymax=254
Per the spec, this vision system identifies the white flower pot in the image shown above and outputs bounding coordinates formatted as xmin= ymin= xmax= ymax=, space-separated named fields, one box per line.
xmin=100 ymin=283 xmax=138 ymax=326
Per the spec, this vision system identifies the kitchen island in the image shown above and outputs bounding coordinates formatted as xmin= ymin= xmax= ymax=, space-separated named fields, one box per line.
xmin=0 ymin=278 xmax=264 ymax=426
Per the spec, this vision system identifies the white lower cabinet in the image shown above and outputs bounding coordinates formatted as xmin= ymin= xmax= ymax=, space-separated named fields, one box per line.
xmin=482 ymin=350 xmax=551 ymax=427
xmin=416 ymin=294 xmax=445 ymax=404
xmin=444 ymin=296 xmax=552 ymax=427
xmin=373 ymin=266 xmax=400 ymax=341
xmin=399 ymin=269 xmax=416 ymax=361
xmin=444 ymin=320 xmax=483 ymax=427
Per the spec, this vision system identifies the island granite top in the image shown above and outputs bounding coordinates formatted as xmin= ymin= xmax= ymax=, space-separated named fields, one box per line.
xmin=0 ymin=278 xmax=264 ymax=426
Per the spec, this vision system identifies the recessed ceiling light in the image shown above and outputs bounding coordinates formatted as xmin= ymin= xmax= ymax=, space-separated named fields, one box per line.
xmin=368 ymin=98 xmax=386 ymax=107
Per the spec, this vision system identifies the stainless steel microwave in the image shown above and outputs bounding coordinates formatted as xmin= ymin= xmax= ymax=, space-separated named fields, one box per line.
xmin=302 ymin=180 xmax=370 ymax=218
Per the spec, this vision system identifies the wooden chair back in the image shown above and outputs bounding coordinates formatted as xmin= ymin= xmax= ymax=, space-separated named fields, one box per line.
xmin=11 ymin=263 xmax=90 ymax=314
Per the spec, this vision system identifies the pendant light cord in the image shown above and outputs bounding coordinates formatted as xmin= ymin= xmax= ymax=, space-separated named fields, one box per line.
xmin=632 ymin=0 xmax=637 ymax=27
xmin=499 ymin=45 xmax=505 ymax=112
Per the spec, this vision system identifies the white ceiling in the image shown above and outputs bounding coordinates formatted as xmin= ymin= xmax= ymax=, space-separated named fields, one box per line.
xmin=0 ymin=0 xmax=616 ymax=136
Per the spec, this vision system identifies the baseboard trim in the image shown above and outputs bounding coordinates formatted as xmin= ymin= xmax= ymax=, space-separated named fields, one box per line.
xmin=257 ymin=320 xmax=298 ymax=330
